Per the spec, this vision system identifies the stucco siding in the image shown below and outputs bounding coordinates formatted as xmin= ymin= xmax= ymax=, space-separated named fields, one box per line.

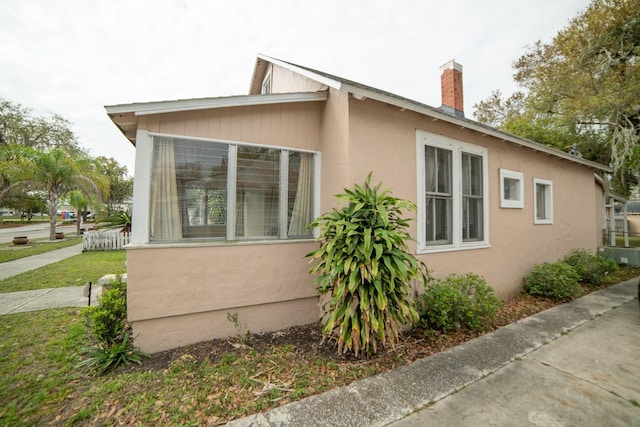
xmin=128 ymin=102 xmax=325 ymax=353
xmin=126 ymin=243 xmax=319 ymax=353
xmin=347 ymin=97 xmax=600 ymax=297
xmin=318 ymin=88 xmax=351 ymax=210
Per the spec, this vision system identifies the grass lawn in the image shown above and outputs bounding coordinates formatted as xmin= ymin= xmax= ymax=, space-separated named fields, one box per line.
xmin=0 ymin=266 xmax=638 ymax=425
xmin=0 ymin=251 xmax=126 ymax=293
xmin=0 ymin=307 xmax=373 ymax=426
xmin=0 ymin=237 xmax=83 ymax=263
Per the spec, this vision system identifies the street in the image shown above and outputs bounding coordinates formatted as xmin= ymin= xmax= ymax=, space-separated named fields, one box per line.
xmin=0 ymin=223 xmax=78 ymax=244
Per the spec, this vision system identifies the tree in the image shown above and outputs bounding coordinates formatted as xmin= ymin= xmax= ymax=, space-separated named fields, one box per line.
xmin=67 ymin=190 xmax=89 ymax=234
xmin=473 ymin=0 xmax=640 ymax=195
xmin=3 ymin=192 xmax=47 ymax=222
xmin=28 ymin=149 xmax=109 ymax=240
xmin=95 ymin=156 xmax=133 ymax=213
xmin=0 ymin=145 xmax=39 ymax=226
xmin=0 ymin=99 xmax=81 ymax=152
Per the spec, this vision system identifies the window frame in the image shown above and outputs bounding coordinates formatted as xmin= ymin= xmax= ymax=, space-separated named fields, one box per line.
xmin=416 ymin=130 xmax=490 ymax=253
xmin=146 ymin=132 xmax=319 ymax=244
xmin=533 ymin=178 xmax=553 ymax=224
xmin=499 ymin=169 xmax=524 ymax=209
xmin=261 ymin=71 xmax=272 ymax=94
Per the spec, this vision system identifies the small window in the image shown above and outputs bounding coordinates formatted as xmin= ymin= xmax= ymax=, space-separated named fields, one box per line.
xmin=500 ymin=169 xmax=524 ymax=208
xmin=534 ymin=178 xmax=553 ymax=224
xmin=261 ymin=72 xmax=272 ymax=94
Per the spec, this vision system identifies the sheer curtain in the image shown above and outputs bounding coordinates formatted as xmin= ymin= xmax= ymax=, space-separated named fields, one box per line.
xmin=151 ymin=138 xmax=182 ymax=240
xmin=288 ymin=153 xmax=312 ymax=236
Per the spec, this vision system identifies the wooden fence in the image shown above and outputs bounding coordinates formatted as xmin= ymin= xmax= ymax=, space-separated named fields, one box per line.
xmin=82 ymin=230 xmax=130 ymax=251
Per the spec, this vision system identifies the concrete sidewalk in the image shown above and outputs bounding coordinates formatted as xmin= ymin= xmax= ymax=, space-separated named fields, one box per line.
xmin=0 ymin=284 xmax=102 ymax=314
xmin=228 ymin=278 xmax=640 ymax=427
xmin=0 ymin=243 xmax=104 ymax=313
xmin=0 ymin=243 xmax=84 ymax=280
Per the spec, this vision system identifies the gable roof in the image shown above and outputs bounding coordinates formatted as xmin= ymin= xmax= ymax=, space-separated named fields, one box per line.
xmin=251 ymin=54 xmax=611 ymax=172
xmin=106 ymin=53 xmax=610 ymax=173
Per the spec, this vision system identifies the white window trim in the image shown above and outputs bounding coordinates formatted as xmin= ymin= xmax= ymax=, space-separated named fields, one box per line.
xmin=132 ymin=131 xmax=320 ymax=246
xmin=416 ymin=130 xmax=490 ymax=254
xmin=533 ymin=178 xmax=553 ymax=224
xmin=261 ymin=71 xmax=272 ymax=94
xmin=500 ymin=169 xmax=524 ymax=209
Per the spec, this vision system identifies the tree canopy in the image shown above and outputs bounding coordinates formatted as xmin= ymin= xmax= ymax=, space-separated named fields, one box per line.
xmin=96 ymin=156 xmax=133 ymax=213
xmin=0 ymin=99 xmax=131 ymax=237
xmin=473 ymin=0 xmax=640 ymax=195
xmin=0 ymin=99 xmax=81 ymax=153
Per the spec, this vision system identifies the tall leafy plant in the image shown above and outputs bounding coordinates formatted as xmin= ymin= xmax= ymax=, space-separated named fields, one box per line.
xmin=307 ymin=174 xmax=428 ymax=357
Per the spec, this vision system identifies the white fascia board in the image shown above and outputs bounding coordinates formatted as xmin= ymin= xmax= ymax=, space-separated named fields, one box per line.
xmin=105 ymin=92 xmax=328 ymax=117
xmin=257 ymin=54 xmax=343 ymax=90
xmin=343 ymin=83 xmax=611 ymax=173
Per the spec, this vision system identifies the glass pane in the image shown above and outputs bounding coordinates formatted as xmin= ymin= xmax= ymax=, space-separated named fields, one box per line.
xmin=426 ymin=196 xmax=452 ymax=245
xmin=152 ymin=137 xmax=228 ymax=240
xmin=462 ymin=153 xmax=482 ymax=196
xmin=435 ymin=198 xmax=452 ymax=243
xmin=288 ymin=152 xmax=314 ymax=237
xmin=463 ymin=197 xmax=483 ymax=241
xmin=536 ymin=184 xmax=546 ymax=219
xmin=236 ymin=146 xmax=280 ymax=237
xmin=437 ymin=149 xmax=452 ymax=194
xmin=504 ymin=177 xmax=520 ymax=201
xmin=425 ymin=146 xmax=437 ymax=192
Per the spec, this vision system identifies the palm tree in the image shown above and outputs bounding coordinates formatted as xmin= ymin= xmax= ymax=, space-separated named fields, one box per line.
xmin=66 ymin=190 xmax=89 ymax=234
xmin=29 ymin=149 xmax=109 ymax=240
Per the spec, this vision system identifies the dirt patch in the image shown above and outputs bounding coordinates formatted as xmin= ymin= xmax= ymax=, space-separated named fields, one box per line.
xmin=124 ymin=292 xmax=562 ymax=375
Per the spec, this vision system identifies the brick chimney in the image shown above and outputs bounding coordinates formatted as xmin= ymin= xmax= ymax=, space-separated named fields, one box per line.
xmin=440 ymin=59 xmax=464 ymax=118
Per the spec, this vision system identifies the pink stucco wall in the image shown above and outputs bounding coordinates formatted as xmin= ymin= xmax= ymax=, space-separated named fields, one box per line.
xmin=345 ymin=96 xmax=601 ymax=297
xmin=127 ymin=89 xmax=602 ymax=353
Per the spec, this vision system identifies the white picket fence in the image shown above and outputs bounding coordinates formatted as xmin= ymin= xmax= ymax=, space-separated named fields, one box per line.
xmin=82 ymin=230 xmax=130 ymax=251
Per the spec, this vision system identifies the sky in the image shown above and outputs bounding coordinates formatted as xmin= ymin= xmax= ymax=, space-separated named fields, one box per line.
xmin=0 ymin=0 xmax=593 ymax=176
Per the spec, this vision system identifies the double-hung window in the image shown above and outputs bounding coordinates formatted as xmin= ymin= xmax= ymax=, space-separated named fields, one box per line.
xmin=417 ymin=130 xmax=489 ymax=252
xmin=149 ymin=135 xmax=316 ymax=242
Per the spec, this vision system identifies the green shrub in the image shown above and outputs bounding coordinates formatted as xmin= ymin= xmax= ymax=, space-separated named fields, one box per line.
xmin=82 ymin=277 xmax=148 ymax=373
xmin=307 ymin=174 xmax=428 ymax=357
xmin=85 ymin=277 xmax=128 ymax=344
xmin=419 ymin=273 xmax=502 ymax=332
xmin=523 ymin=262 xmax=581 ymax=300
xmin=79 ymin=330 xmax=146 ymax=374
xmin=562 ymin=249 xmax=619 ymax=286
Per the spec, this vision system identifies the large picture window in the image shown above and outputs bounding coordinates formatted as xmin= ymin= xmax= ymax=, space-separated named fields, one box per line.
xmin=417 ymin=131 xmax=489 ymax=252
xmin=150 ymin=136 xmax=316 ymax=242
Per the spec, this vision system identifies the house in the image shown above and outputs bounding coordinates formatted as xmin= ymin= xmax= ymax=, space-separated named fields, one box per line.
xmin=106 ymin=54 xmax=610 ymax=353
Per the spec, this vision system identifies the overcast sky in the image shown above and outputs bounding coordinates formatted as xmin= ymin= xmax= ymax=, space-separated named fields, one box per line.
xmin=0 ymin=0 xmax=593 ymax=176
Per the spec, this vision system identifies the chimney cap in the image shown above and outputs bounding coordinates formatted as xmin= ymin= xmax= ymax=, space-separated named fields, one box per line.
xmin=439 ymin=59 xmax=463 ymax=73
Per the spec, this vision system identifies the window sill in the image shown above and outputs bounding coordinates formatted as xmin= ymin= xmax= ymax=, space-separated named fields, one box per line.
xmin=125 ymin=238 xmax=316 ymax=250
xmin=417 ymin=242 xmax=491 ymax=254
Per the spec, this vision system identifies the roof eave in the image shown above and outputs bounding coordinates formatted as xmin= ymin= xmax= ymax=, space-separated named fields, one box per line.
xmin=257 ymin=54 xmax=343 ymax=90
xmin=105 ymin=91 xmax=328 ymax=146
xmin=343 ymin=83 xmax=612 ymax=173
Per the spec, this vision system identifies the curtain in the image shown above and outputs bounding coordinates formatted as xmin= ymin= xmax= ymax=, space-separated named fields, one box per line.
xmin=288 ymin=153 xmax=312 ymax=236
xmin=151 ymin=138 xmax=182 ymax=240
